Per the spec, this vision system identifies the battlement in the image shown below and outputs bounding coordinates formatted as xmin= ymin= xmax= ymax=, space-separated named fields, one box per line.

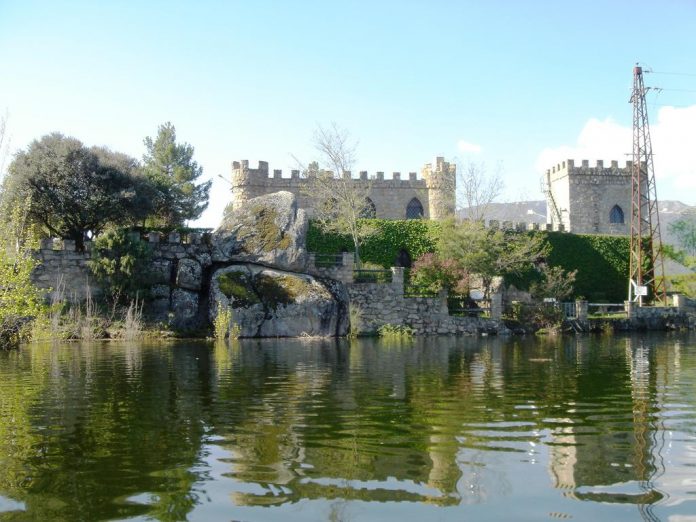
xmin=546 ymin=159 xmax=638 ymax=177
xmin=230 ymin=157 xmax=455 ymax=221
xmin=37 ymin=230 xmax=213 ymax=254
xmin=231 ymin=158 xmax=455 ymax=188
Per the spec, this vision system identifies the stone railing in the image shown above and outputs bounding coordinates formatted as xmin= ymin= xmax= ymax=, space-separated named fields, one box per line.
xmin=485 ymin=220 xmax=565 ymax=232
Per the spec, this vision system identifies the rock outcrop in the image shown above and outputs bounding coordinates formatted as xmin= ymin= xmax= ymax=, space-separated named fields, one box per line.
xmin=209 ymin=265 xmax=348 ymax=337
xmin=213 ymin=191 xmax=308 ymax=272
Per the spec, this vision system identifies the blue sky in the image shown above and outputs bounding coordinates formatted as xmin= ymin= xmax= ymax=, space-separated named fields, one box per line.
xmin=1 ymin=0 xmax=695 ymax=227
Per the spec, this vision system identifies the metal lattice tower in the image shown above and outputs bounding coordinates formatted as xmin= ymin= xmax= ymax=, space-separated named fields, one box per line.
xmin=628 ymin=65 xmax=667 ymax=305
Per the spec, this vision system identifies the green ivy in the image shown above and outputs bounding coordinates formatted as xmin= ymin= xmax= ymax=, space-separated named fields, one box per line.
xmin=503 ymin=232 xmax=630 ymax=302
xmin=309 ymin=221 xmax=631 ymax=303
xmin=307 ymin=219 xmax=440 ymax=268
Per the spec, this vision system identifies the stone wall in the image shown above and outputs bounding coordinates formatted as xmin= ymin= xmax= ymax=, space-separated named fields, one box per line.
xmin=31 ymin=233 xmax=214 ymax=329
xmin=30 ymin=235 xmax=506 ymax=336
xmin=32 ymin=238 xmax=97 ymax=302
xmin=230 ymin=157 xmax=455 ymax=221
xmin=546 ymin=159 xmax=637 ymax=235
xmin=347 ymin=278 xmax=505 ymax=336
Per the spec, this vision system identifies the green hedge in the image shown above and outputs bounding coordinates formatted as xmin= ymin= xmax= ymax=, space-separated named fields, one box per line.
xmin=307 ymin=219 xmax=440 ymax=268
xmin=308 ymin=221 xmax=630 ymax=302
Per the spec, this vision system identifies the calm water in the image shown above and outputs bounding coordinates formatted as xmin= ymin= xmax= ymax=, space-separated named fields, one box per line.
xmin=1 ymin=334 xmax=696 ymax=521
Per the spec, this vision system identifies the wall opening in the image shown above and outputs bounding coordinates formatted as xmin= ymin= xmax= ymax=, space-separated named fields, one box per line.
xmin=609 ymin=205 xmax=624 ymax=224
xmin=406 ymin=198 xmax=424 ymax=219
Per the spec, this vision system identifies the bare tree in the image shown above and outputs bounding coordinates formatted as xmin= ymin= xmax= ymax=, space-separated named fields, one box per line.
xmin=0 ymin=111 xmax=10 ymax=182
xmin=298 ymin=123 xmax=375 ymax=267
xmin=457 ymin=161 xmax=504 ymax=222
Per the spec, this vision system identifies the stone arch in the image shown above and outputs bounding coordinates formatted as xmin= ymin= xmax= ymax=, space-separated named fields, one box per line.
xmin=609 ymin=204 xmax=624 ymax=224
xmin=406 ymin=198 xmax=424 ymax=219
xmin=360 ymin=197 xmax=377 ymax=218
xmin=395 ymin=248 xmax=412 ymax=268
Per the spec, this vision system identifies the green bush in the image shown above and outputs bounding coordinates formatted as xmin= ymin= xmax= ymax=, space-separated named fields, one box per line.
xmin=89 ymin=228 xmax=153 ymax=304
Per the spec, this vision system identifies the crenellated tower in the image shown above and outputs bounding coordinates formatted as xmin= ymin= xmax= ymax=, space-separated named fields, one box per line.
xmin=421 ymin=157 xmax=456 ymax=219
xmin=545 ymin=159 xmax=636 ymax=235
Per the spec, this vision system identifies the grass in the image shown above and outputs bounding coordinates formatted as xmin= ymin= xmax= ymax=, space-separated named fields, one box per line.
xmin=378 ymin=323 xmax=415 ymax=339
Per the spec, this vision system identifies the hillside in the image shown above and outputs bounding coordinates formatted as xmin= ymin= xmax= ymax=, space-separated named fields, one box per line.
xmin=458 ymin=200 xmax=695 ymax=246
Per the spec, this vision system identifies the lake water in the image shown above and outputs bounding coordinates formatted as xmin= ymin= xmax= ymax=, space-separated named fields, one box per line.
xmin=1 ymin=334 xmax=696 ymax=521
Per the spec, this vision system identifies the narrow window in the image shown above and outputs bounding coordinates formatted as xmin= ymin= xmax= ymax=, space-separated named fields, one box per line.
xmin=360 ymin=198 xmax=377 ymax=218
xmin=406 ymin=198 xmax=424 ymax=219
xmin=609 ymin=205 xmax=624 ymax=224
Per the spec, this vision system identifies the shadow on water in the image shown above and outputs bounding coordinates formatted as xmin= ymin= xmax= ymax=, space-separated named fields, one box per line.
xmin=1 ymin=333 xmax=695 ymax=521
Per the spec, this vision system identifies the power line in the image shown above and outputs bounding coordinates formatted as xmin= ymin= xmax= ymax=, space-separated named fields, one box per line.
xmin=648 ymin=70 xmax=696 ymax=77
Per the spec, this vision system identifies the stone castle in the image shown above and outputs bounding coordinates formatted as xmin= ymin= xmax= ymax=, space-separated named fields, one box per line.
xmin=229 ymin=154 xmax=636 ymax=236
xmin=545 ymin=159 xmax=635 ymax=235
xmin=230 ymin=156 xmax=456 ymax=220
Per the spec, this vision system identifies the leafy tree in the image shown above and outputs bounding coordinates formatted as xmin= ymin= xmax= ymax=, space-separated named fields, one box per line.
xmin=438 ymin=219 xmax=549 ymax=299
xmin=3 ymin=133 xmax=152 ymax=250
xmin=142 ymin=122 xmax=211 ymax=227
xmin=299 ymin=123 xmax=375 ymax=266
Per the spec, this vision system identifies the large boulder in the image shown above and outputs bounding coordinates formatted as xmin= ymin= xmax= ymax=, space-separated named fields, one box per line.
xmin=210 ymin=264 xmax=348 ymax=337
xmin=213 ymin=191 xmax=308 ymax=272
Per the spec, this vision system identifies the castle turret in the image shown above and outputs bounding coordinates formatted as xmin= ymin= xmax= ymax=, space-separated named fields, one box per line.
xmin=230 ymin=160 xmax=270 ymax=210
xmin=421 ymin=157 xmax=456 ymax=219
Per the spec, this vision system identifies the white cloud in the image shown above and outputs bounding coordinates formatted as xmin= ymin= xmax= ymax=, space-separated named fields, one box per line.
xmin=535 ymin=105 xmax=696 ymax=203
xmin=457 ymin=140 xmax=482 ymax=154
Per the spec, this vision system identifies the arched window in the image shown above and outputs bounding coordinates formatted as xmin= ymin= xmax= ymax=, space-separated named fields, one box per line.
xmin=360 ymin=198 xmax=377 ymax=218
xmin=406 ymin=198 xmax=424 ymax=219
xmin=609 ymin=205 xmax=624 ymax=224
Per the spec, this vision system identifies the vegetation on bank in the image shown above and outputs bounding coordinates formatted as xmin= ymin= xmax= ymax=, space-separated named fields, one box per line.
xmin=0 ymin=121 xmax=210 ymax=348
xmin=0 ymin=199 xmax=44 ymax=346
xmin=309 ymin=219 xmax=630 ymax=302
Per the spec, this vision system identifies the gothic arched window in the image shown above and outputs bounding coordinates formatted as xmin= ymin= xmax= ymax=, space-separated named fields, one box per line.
xmin=609 ymin=205 xmax=624 ymax=224
xmin=360 ymin=198 xmax=377 ymax=218
xmin=406 ymin=198 xmax=424 ymax=219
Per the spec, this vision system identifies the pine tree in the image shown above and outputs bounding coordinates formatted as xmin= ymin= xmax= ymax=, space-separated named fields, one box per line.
xmin=142 ymin=122 xmax=211 ymax=227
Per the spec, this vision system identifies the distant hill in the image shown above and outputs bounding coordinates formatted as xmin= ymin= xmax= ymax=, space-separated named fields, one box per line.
xmin=457 ymin=200 xmax=695 ymax=246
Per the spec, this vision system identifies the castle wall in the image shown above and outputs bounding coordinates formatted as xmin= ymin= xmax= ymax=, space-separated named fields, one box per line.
xmin=230 ymin=158 xmax=455 ymax=220
xmin=546 ymin=159 xmax=632 ymax=235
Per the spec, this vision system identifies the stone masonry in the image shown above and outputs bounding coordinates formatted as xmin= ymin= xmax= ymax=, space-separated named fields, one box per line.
xmin=545 ymin=159 xmax=638 ymax=235
xmin=230 ymin=157 xmax=456 ymax=220
xmin=347 ymin=269 xmax=505 ymax=336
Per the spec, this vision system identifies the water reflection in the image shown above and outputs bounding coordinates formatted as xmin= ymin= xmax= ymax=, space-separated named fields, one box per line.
xmin=0 ymin=334 xmax=695 ymax=521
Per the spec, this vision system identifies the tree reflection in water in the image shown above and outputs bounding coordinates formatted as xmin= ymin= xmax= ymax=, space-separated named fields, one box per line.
xmin=0 ymin=333 xmax=695 ymax=521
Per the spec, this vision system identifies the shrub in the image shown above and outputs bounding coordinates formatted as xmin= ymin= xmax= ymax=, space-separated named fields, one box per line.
xmin=410 ymin=253 xmax=469 ymax=294
xmin=89 ymin=228 xmax=152 ymax=304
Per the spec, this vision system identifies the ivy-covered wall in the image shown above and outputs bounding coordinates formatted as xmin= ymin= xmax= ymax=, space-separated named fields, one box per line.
xmin=543 ymin=232 xmax=629 ymax=302
xmin=307 ymin=220 xmax=441 ymax=268
xmin=308 ymin=221 xmax=631 ymax=303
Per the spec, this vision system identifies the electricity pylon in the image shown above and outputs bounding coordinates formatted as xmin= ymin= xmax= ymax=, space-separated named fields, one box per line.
xmin=628 ymin=65 xmax=667 ymax=305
